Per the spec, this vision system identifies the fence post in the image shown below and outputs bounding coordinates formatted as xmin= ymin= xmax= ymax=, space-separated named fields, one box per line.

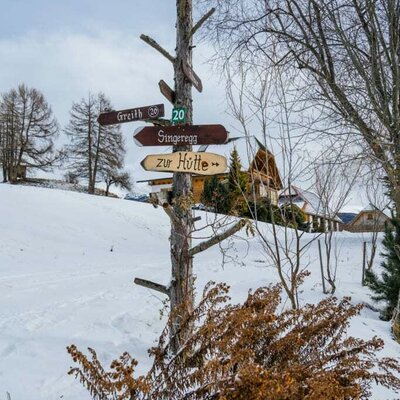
xmin=318 ymin=239 xmax=327 ymax=294
xmin=362 ymin=241 xmax=367 ymax=286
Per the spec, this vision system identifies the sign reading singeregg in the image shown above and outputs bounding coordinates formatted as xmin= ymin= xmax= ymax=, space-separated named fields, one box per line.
xmin=133 ymin=124 xmax=228 ymax=146
xmin=141 ymin=152 xmax=227 ymax=175
xmin=98 ymin=104 xmax=165 ymax=126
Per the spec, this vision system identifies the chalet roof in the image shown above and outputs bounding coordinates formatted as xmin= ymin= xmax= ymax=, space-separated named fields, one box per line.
xmin=204 ymin=136 xmax=276 ymax=170
xmin=347 ymin=208 xmax=391 ymax=226
xmin=361 ymin=204 xmax=391 ymax=216
xmin=279 ymin=185 xmax=342 ymax=222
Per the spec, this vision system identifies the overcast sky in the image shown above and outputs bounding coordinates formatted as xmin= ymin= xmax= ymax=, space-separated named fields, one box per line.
xmin=0 ymin=1 xmax=368 ymax=209
xmin=0 ymin=1 xmax=233 ymax=179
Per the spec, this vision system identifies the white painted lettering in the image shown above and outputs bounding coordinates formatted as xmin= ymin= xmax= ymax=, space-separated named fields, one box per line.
xmin=156 ymin=131 xmax=198 ymax=145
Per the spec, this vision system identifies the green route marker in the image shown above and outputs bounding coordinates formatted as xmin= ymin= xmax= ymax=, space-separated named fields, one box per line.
xmin=171 ymin=107 xmax=186 ymax=125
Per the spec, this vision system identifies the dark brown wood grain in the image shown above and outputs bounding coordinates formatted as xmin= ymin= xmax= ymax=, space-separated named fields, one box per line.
xmin=159 ymin=80 xmax=176 ymax=104
xmin=182 ymin=60 xmax=203 ymax=92
xmin=133 ymin=124 xmax=228 ymax=146
xmin=98 ymin=104 xmax=165 ymax=126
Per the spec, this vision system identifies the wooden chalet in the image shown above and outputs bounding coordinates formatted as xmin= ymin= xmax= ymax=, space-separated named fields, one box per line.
xmin=137 ymin=144 xmax=282 ymax=205
xmin=279 ymin=185 xmax=342 ymax=232
xmin=344 ymin=206 xmax=391 ymax=232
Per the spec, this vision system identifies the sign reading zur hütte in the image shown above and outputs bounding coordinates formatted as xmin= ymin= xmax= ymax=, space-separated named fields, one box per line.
xmin=98 ymin=104 xmax=165 ymax=126
xmin=133 ymin=124 xmax=228 ymax=146
xmin=141 ymin=152 xmax=227 ymax=175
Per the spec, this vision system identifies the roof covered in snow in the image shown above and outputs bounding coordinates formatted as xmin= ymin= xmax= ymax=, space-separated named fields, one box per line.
xmin=279 ymin=185 xmax=342 ymax=221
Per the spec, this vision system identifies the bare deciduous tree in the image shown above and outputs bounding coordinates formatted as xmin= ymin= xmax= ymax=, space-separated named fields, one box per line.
xmin=313 ymin=156 xmax=361 ymax=293
xmin=224 ymin=62 xmax=320 ymax=309
xmin=64 ymin=93 xmax=128 ymax=195
xmin=0 ymin=84 xmax=59 ymax=182
xmin=201 ymin=0 xmax=400 ymax=338
xmin=102 ymin=170 xmax=132 ymax=197
xmin=361 ymin=172 xmax=391 ymax=271
xmin=202 ymin=0 xmax=400 ymax=213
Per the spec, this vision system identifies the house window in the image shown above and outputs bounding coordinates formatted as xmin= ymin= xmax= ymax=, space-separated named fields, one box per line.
xmin=259 ymin=184 xmax=267 ymax=197
xmin=367 ymin=213 xmax=373 ymax=220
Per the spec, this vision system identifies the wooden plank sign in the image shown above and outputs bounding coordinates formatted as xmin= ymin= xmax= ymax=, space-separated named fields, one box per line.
xmin=159 ymin=80 xmax=176 ymax=104
xmin=98 ymin=104 xmax=165 ymax=126
xmin=182 ymin=60 xmax=203 ymax=92
xmin=133 ymin=124 xmax=228 ymax=146
xmin=141 ymin=152 xmax=227 ymax=175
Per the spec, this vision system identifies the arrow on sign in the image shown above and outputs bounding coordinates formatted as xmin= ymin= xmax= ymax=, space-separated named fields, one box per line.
xmin=133 ymin=124 xmax=228 ymax=146
xmin=140 ymin=152 xmax=227 ymax=175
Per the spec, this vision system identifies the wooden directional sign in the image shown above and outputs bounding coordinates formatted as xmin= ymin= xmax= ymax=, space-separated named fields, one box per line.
xmin=141 ymin=152 xmax=227 ymax=175
xmin=159 ymin=80 xmax=176 ymax=104
xmin=133 ymin=124 xmax=228 ymax=146
xmin=98 ymin=104 xmax=165 ymax=126
xmin=182 ymin=60 xmax=203 ymax=92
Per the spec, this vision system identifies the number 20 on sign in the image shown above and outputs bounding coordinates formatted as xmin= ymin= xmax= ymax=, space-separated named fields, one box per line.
xmin=171 ymin=107 xmax=186 ymax=125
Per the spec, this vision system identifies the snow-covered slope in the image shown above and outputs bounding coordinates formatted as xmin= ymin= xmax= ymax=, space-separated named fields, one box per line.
xmin=0 ymin=184 xmax=399 ymax=399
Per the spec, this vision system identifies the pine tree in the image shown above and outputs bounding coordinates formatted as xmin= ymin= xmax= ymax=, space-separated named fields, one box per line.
xmin=227 ymin=146 xmax=248 ymax=213
xmin=64 ymin=93 xmax=129 ymax=194
xmin=201 ymin=175 xmax=218 ymax=206
xmin=201 ymin=175 xmax=231 ymax=214
xmin=366 ymin=216 xmax=400 ymax=320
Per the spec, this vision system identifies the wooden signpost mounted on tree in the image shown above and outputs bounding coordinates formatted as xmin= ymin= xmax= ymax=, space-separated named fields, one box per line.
xmin=134 ymin=0 xmax=248 ymax=353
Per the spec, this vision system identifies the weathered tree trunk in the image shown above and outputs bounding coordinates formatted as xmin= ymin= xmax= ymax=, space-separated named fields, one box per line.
xmin=87 ymin=101 xmax=94 ymax=194
xmin=91 ymin=125 xmax=102 ymax=195
xmin=392 ymin=288 xmax=400 ymax=342
xmin=169 ymin=0 xmax=194 ymax=353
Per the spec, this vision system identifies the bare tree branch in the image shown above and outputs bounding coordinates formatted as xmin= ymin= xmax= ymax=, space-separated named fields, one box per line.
xmin=189 ymin=219 xmax=247 ymax=256
xmin=191 ymin=8 xmax=216 ymax=38
xmin=162 ymin=203 xmax=181 ymax=226
xmin=134 ymin=277 xmax=170 ymax=297
xmin=140 ymin=34 xmax=175 ymax=64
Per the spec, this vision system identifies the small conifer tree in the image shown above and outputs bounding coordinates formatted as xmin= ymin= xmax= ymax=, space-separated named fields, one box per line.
xmin=201 ymin=175 xmax=230 ymax=214
xmin=201 ymin=175 xmax=218 ymax=206
xmin=228 ymin=146 xmax=248 ymax=213
xmin=366 ymin=216 xmax=400 ymax=320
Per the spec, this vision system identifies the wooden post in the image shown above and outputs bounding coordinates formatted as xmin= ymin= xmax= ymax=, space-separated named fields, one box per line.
xmin=168 ymin=0 xmax=195 ymax=353
xmin=318 ymin=239 xmax=327 ymax=294
xmin=135 ymin=0 xmax=231 ymax=354
xmin=362 ymin=241 xmax=367 ymax=286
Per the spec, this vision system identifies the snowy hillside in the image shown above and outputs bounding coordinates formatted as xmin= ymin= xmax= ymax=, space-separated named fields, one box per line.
xmin=0 ymin=184 xmax=399 ymax=399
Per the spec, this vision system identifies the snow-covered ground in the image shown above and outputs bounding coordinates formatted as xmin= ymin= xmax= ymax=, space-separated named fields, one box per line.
xmin=0 ymin=184 xmax=399 ymax=399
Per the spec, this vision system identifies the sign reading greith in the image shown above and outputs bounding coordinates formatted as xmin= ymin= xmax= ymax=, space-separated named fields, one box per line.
xmin=141 ymin=152 xmax=227 ymax=175
xmin=134 ymin=124 xmax=228 ymax=146
xmin=98 ymin=104 xmax=165 ymax=126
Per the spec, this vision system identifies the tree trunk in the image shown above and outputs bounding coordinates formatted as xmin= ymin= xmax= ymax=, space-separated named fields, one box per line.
xmin=169 ymin=0 xmax=194 ymax=353
xmin=87 ymin=100 xmax=94 ymax=194
xmin=91 ymin=125 xmax=102 ymax=195
xmin=392 ymin=288 xmax=400 ymax=343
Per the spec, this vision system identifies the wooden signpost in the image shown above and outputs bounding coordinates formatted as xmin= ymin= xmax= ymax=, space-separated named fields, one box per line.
xmin=132 ymin=0 xmax=247 ymax=356
xmin=159 ymin=80 xmax=176 ymax=104
xmin=141 ymin=151 xmax=227 ymax=175
xmin=98 ymin=104 xmax=165 ymax=126
xmin=133 ymin=124 xmax=228 ymax=146
xmin=182 ymin=60 xmax=203 ymax=92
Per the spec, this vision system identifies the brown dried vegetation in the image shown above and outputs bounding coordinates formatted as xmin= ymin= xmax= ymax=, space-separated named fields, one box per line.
xmin=68 ymin=282 xmax=400 ymax=399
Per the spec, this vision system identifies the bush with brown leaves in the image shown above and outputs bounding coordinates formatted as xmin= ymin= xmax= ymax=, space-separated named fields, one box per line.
xmin=68 ymin=282 xmax=400 ymax=399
